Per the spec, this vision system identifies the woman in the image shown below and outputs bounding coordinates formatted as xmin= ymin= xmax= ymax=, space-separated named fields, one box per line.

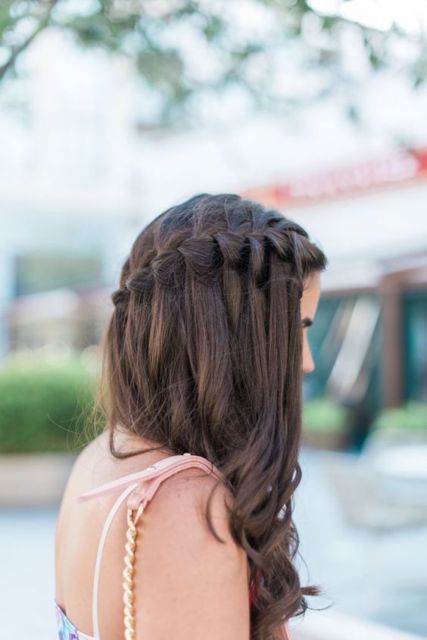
xmin=55 ymin=193 xmax=327 ymax=640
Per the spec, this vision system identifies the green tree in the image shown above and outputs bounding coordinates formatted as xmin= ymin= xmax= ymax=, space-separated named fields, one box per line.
xmin=0 ymin=0 xmax=425 ymax=123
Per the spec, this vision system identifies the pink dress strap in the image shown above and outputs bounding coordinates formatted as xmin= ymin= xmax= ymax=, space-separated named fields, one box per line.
xmin=77 ymin=452 xmax=224 ymax=640
xmin=78 ymin=452 xmax=224 ymax=507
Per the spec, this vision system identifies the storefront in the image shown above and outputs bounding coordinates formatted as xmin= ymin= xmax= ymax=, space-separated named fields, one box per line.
xmin=242 ymin=146 xmax=427 ymax=440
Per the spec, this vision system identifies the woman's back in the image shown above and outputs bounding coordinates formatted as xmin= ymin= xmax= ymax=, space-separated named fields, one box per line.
xmin=54 ymin=429 xmax=252 ymax=640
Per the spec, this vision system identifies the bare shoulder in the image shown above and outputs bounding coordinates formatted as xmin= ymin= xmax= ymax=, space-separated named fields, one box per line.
xmin=134 ymin=468 xmax=250 ymax=640
xmin=144 ymin=466 xmax=235 ymax=538
xmin=58 ymin=433 xmax=104 ymax=498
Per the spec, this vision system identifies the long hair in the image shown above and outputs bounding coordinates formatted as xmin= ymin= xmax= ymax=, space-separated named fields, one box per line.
xmin=97 ymin=193 xmax=328 ymax=639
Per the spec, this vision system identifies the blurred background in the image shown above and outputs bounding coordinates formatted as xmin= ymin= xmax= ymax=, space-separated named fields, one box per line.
xmin=0 ymin=1 xmax=427 ymax=638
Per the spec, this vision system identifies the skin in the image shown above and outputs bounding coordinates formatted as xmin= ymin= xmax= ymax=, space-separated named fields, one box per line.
xmin=301 ymin=270 xmax=322 ymax=376
xmin=55 ymin=270 xmax=322 ymax=640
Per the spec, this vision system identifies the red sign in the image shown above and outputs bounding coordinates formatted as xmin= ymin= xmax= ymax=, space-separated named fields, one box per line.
xmin=242 ymin=147 xmax=427 ymax=208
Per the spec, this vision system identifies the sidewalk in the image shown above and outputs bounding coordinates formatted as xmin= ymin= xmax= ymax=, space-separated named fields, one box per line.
xmin=295 ymin=447 xmax=427 ymax=638
xmin=290 ymin=610 xmax=426 ymax=640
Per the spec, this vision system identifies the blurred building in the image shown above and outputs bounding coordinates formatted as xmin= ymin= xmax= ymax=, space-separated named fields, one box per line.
xmin=244 ymin=148 xmax=427 ymax=440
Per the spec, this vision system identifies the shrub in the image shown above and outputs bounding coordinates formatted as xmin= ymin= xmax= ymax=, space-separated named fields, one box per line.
xmin=302 ymin=396 xmax=349 ymax=434
xmin=0 ymin=353 xmax=103 ymax=453
xmin=371 ymin=401 xmax=427 ymax=432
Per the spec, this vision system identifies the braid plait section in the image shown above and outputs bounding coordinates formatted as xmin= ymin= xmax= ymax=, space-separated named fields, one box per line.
xmin=111 ymin=222 xmax=308 ymax=306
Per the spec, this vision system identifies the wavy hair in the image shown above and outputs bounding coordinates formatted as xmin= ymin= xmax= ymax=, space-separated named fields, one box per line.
xmin=96 ymin=193 xmax=328 ymax=640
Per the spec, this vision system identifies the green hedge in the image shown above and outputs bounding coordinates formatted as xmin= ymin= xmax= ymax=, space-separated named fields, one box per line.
xmin=302 ymin=396 xmax=350 ymax=434
xmin=371 ymin=401 xmax=427 ymax=432
xmin=0 ymin=354 xmax=103 ymax=453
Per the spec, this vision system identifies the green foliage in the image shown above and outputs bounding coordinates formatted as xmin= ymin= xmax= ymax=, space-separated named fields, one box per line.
xmin=136 ymin=48 xmax=185 ymax=92
xmin=371 ymin=402 xmax=427 ymax=432
xmin=0 ymin=0 xmax=426 ymax=123
xmin=0 ymin=1 xmax=15 ymax=34
xmin=0 ymin=354 xmax=104 ymax=453
xmin=302 ymin=396 xmax=349 ymax=434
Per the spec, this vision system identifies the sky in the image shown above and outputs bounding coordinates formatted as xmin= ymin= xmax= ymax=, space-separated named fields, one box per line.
xmin=310 ymin=0 xmax=427 ymax=32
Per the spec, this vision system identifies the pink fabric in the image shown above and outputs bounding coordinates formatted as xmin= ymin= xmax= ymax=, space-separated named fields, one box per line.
xmin=78 ymin=452 xmax=224 ymax=509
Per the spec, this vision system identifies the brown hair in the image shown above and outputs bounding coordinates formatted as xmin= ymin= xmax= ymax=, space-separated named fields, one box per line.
xmin=97 ymin=193 xmax=327 ymax=639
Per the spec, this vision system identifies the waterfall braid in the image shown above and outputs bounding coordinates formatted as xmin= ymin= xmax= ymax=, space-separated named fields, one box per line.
xmin=96 ymin=193 xmax=328 ymax=640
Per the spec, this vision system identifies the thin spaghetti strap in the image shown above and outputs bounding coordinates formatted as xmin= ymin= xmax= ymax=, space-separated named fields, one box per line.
xmin=91 ymin=482 xmax=139 ymax=640
xmin=79 ymin=453 xmax=223 ymax=503
xmin=78 ymin=453 xmax=225 ymax=640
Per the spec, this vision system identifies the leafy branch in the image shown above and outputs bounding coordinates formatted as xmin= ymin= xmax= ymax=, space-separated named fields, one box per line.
xmin=0 ymin=0 xmax=60 ymax=80
xmin=0 ymin=0 xmax=426 ymax=123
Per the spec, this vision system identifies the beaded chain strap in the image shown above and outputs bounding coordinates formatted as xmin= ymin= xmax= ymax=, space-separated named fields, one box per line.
xmin=123 ymin=503 xmax=145 ymax=640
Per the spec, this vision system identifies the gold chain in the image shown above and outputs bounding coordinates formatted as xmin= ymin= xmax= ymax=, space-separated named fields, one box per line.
xmin=123 ymin=503 xmax=145 ymax=640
